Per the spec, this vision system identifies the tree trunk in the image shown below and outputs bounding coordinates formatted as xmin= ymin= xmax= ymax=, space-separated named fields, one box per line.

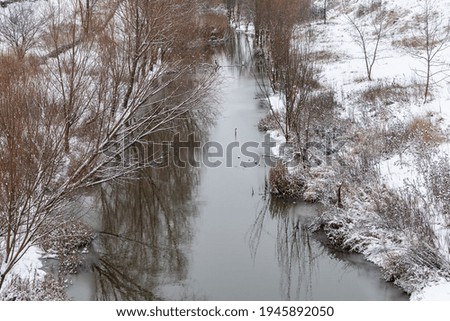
xmin=64 ymin=124 xmax=71 ymax=153
xmin=424 ymin=60 xmax=431 ymax=103
xmin=0 ymin=272 xmax=5 ymax=291
xmin=337 ymin=184 xmax=343 ymax=208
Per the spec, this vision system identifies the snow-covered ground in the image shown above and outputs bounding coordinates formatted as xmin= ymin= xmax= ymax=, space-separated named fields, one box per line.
xmin=411 ymin=278 xmax=450 ymax=300
xmin=0 ymin=246 xmax=46 ymax=300
xmin=3 ymin=0 xmax=450 ymax=301
xmin=325 ymin=0 xmax=450 ymax=301
xmin=6 ymin=246 xmax=45 ymax=282
xmin=259 ymin=0 xmax=450 ymax=300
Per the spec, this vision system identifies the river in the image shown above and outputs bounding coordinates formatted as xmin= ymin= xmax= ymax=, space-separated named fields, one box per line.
xmin=65 ymin=33 xmax=408 ymax=301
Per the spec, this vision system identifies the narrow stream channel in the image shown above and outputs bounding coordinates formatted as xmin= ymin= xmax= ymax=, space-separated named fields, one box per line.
xmin=67 ymin=33 xmax=408 ymax=301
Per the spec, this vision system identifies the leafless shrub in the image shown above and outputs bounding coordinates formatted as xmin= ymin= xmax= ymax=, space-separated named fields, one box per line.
xmin=406 ymin=243 xmax=449 ymax=271
xmin=254 ymin=0 xmax=311 ymax=43
xmin=382 ymin=252 xmax=409 ymax=283
xmin=427 ymin=156 xmax=450 ymax=225
xmin=344 ymin=129 xmax=385 ymax=181
xmin=39 ymin=219 xmax=95 ymax=274
xmin=377 ymin=114 xmax=445 ymax=155
xmin=382 ymin=249 xmax=448 ymax=292
xmin=295 ymin=89 xmax=338 ymax=157
xmin=258 ymin=111 xmax=282 ymax=131
xmin=40 ymin=220 xmax=95 ymax=254
xmin=409 ymin=77 xmax=429 ymax=103
xmin=257 ymin=26 xmax=321 ymax=145
xmin=381 ymin=120 xmax=409 ymax=154
xmin=260 ymin=88 xmax=340 ymax=196
xmin=0 ymin=274 xmax=66 ymax=301
xmin=308 ymin=89 xmax=337 ymax=112
xmin=373 ymin=187 xmax=438 ymax=245
xmin=356 ymin=0 xmax=382 ymax=18
xmin=373 ymin=154 xmax=450 ymax=283
xmin=400 ymin=36 xmax=424 ymax=49
xmin=268 ymin=161 xmax=305 ymax=198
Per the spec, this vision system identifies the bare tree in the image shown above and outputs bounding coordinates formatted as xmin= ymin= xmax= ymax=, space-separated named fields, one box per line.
xmin=0 ymin=3 xmax=44 ymax=59
xmin=255 ymin=0 xmax=313 ymax=142
xmin=78 ymin=0 xmax=96 ymax=34
xmin=403 ymin=0 xmax=450 ymax=103
xmin=346 ymin=1 xmax=391 ymax=81
xmin=45 ymin=1 xmax=97 ymax=154
xmin=0 ymin=57 xmax=67 ymax=289
xmin=255 ymin=0 xmax=340 ymax=180
xmin=0 ymin=0 xmax=217 ymax=291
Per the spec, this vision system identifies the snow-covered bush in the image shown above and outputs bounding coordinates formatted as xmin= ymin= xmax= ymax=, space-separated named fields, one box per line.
xmin=268 ymin=161 xmax=306 ymax=198
xmin=0 ymin=274 xmax=66 ymax=301
xmin=39 ymin=220 xmax=95 ymax=274
xmin=258 ymin=111 xmax=282 ymax=132
xmin=428 ymin=156 xmax=450 ymax=225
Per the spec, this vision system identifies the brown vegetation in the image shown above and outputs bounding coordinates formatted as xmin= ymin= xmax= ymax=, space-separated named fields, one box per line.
xmin=268 ymin=162 xmax=305 ymax=199
xmin=0 ymin=0 xmax=218 ymax=291
xmin=406 ymin=116 xmax=445 ymax=146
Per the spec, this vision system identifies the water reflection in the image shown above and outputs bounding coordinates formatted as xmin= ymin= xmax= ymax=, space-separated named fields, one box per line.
xmin=224 ymin=31 xmax=255 ymax=74
xmin=86 ymin=34 xmax=256 ymax=301
xmin=250 ymin=197 xmax=317 ymax=300
xmin=78 ymin=31 xmax=408 ymax=301
xmin=249 ymin=196 xmax=409 ymax=300
xmin=93 ymin=125 xmax=205 ymax=300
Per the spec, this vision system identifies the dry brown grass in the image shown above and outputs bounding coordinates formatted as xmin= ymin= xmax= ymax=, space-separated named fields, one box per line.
xmin=399 ymin=36 xmax=425 ymax=50
xmin=406 ymin=116 xmax=446 ymax=146
xmin=312 ymin=50 xmax=341 ymax=62
xmin=268 ymin=161 xmax=305 ymax=198
xmin=358 ymin=81 xmax=411 ymax=105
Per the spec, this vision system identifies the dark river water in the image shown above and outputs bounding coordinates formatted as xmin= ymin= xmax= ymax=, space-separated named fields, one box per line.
xmin=65 ymin=34 xmax=408 ymax=301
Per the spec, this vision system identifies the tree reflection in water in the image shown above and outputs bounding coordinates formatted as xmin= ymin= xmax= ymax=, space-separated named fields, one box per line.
xmin=89 ymin=32 xmax=256 ymax=301
xmin=93 ymin=125 xmax=205 ymax=300
xmin=250 ymin=194 xmax=322 ymax=300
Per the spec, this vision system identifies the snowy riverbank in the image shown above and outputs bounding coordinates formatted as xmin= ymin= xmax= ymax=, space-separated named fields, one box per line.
xmin=257 ymin=0 xmax=450 ymax=300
